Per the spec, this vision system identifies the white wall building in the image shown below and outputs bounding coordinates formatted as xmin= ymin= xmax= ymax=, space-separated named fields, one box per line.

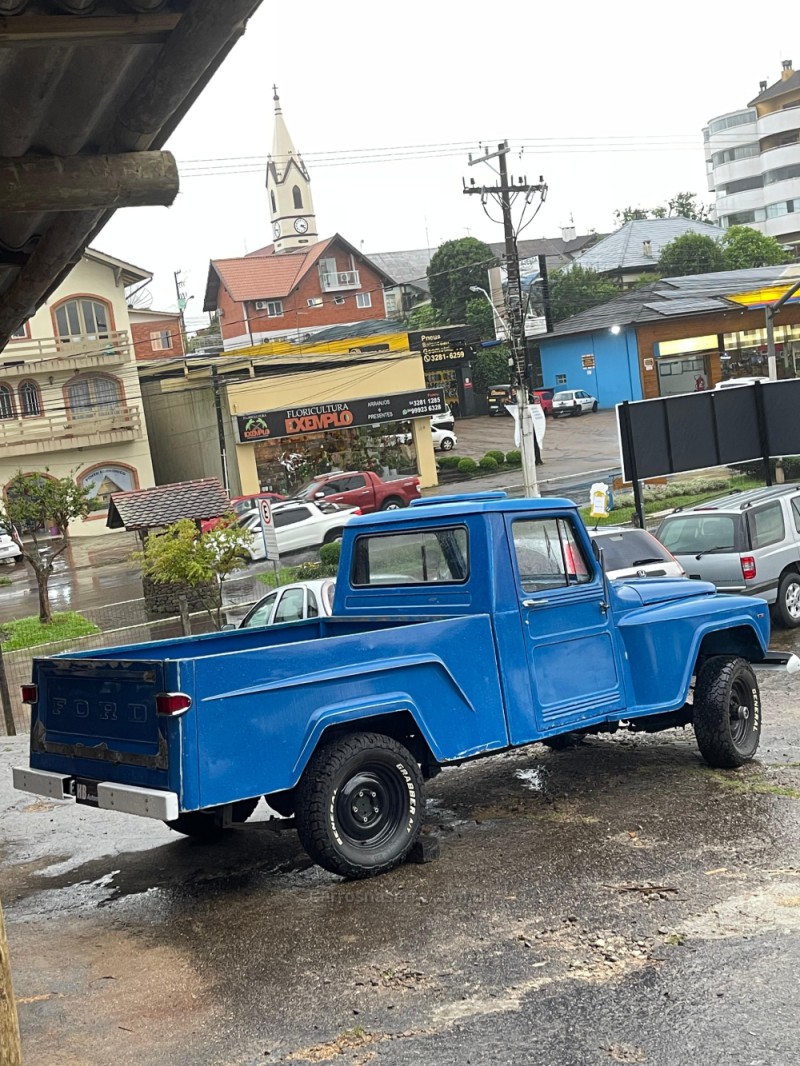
xmin=704 ymin=60 xmax=800 ymax=254
xmin=2 ymin=249 xmax=156 ymax=537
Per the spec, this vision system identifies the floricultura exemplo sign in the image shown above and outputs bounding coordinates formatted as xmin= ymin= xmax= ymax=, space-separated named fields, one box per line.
xmin=236 ymin=388 xmax=447 ymax=442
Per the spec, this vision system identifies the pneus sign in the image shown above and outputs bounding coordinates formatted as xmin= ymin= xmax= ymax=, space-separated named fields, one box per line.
xmin=236 ymin=389 xmax=447 ymax=442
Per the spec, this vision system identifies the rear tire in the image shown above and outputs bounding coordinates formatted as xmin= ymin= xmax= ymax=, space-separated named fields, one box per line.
xmin=440 ymin=437 xmax=454 ymax=451
xmin=295 ymin=731 xmax=424 ymax=879
xmin=573 ymin=405 xmax=581 ymax=416
xmin=773 ymin=571 xmax=800 ymax=628
xmin=322 ymin=528 xmax=344 ymax=544
xmin=693 ymin=655 xmax=761 ymax=768
xmin=380 ymin=498 xmax=403 ymax=511
xmin=166 ymin=797 xmax=260 ymax=841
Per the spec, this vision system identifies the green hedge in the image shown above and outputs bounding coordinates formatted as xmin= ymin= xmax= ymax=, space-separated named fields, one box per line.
xmin=437 ymin=455 xmax=462 ymax=470
xmin=479 ymin=456 xmax=499 ymax=472
xmin=485 ymin=450 xmax=505 ymax=465
xmin=505 ymin=450 xmax=522 ymax=465
xmin=457 ymin=457 xmax=478 ymax=475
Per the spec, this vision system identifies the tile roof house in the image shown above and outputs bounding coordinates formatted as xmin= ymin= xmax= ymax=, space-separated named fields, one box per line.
xmin=203 ymin=234 xmax=401 ymax=351
xmin=565 ymin=218 xmax=725 ymax=287
xmin=107 ymin=478 xmax=230 ymax=531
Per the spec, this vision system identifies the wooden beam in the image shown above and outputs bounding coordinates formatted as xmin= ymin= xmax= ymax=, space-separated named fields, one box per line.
xmin=0 ymin=13 xmax=181 ymax=47
xmin=0 ymin=151 xmax=179 ymax=211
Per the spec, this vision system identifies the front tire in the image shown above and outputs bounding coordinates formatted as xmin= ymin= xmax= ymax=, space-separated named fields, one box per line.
xmin=295 ymin=732 xmax=424 ymax=879
xmin=440 ymin=437 xmax=454 ymax=451
xmin=591 ymin=401 xmax=598 ymax=412
xmin=693 ymin=656 xmax=761 ymax=768
xmin=773 ymin=571 xmax=800 ymax=628
xmin=380 ymin=498 xmax=403 ymax=511
xmin=322 ymin=528 xmax=344 ymax=544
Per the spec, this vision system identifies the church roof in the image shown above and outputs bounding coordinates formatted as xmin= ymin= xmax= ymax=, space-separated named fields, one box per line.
xmin=204 ymin=234 xmax=397 ymax=310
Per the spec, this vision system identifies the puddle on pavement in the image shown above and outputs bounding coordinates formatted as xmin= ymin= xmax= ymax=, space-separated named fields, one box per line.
xmin=514 ymin=767 xmax=546 ymax=792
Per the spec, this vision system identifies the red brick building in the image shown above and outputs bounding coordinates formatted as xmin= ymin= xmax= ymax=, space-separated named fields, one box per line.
xmin=128 ymin=308 xmax=186 ymax=361
xmin=204 ymin=234 xmax=401 ymax=351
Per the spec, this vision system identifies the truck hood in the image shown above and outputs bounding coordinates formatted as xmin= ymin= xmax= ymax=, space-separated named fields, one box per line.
xmin=611 ymin=576 xmax=717 ymax=609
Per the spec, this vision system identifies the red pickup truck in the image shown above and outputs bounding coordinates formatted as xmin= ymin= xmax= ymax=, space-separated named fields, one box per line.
xmin=290 ymin=470 xmax=421 ymax=512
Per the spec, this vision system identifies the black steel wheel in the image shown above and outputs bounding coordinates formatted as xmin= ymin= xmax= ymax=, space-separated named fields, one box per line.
xmin=165 ymin=797 xmax=260 ymax=841
xmin=295 ymin=731 xmax=424 ymax=879
xmin=693 ymin=655 xmax=761 ymax=768
xmin=773 ymin=571 xmax=800 ymax=628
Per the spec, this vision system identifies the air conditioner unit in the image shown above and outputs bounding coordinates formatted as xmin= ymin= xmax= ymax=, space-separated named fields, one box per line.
xmin=338 ymin=273 xmax=349 ymax=284
xmin=254 ymin=300 xmax=269 ymax=310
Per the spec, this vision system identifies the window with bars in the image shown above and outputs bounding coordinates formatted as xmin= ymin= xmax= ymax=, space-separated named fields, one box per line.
xmin=0 ymin=384 xmax=15 ymax=420
xmin=66 ymin=375 xmax=122 ymax=420
xmin=18 ymin=380 xmax=41 ymax=418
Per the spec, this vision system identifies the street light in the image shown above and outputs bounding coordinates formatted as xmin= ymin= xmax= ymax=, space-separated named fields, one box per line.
xmin=469 ymin=285 xmax=509 ymax=338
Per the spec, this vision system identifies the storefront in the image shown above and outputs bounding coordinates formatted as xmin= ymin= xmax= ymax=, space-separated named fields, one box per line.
xmin=225 ymin=349 xmax=441 ymax=497
xmin=235 ymin=389 xmax=445 ymax=495
xmin=408 ymin=326 xmax=480 ymax=418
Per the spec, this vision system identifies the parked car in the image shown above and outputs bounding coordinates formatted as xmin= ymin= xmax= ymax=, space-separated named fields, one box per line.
xmin=714 ymin=376 xmax=771 ymax=390
xmin=532 ymin=388 xmax=555 ymax=416
xmin=430 ymin=407 xmax=455 ymax=432
xmin=0 ymin=526 xmax=22 ymax=566
xmin=552 ymin=389 xmax=598 ymax=417
xmin=231 ymin=578 xmax=336 ymax=629
xmin=201 ymin=492 xmax=285 ymax=534
xmin=290 ymin=470 xmax=420 ymax=513
xmin=656 ymin=484 xmax=800 ymax=627
xmin=588 ymin=527 xmax=685 ymax=581
xmin=237 ymin=500 xmax=359 ymax=559
xmin=431 ymin=426 xmax=457 ymax=451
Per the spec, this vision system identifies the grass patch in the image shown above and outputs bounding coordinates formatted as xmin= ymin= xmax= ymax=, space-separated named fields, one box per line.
xmin=708 ymin=770 xmax=800 ymax=800
xmin=580 ymin=475 xmax=762 ymax=527
xmin=0 ymin=576 xmax=10 ymax=587
xmin=0 ymin=611 xmax=99 ymax=651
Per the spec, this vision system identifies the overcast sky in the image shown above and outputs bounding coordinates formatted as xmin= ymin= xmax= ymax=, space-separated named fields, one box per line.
xmin=99 ymin=2 xmax=794 ymax=327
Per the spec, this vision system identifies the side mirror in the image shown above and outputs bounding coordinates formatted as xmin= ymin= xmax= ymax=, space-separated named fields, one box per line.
xmin=220 ymin=623 xmax=236 ymax=632
xmin=314 ymin=490 xmax=325 ymax=499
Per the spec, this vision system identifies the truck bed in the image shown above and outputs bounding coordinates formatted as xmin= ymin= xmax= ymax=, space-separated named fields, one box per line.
xmin=30 ymin=614 xmax=510 ymax=812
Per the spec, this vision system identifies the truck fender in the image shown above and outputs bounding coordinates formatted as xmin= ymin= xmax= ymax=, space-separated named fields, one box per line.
xmin=290 ymin=692 xmax=441 ymax=786
xmin=681 ymin=621 xmax=767 ymax=706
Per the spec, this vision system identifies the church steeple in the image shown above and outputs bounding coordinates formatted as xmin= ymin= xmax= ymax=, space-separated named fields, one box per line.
xmin=266 ymin=87 xmax=318 ymax=254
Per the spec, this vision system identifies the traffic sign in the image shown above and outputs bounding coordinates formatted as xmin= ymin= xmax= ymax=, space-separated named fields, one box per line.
xmin=258 ymin=498 xmax=280 ymax=562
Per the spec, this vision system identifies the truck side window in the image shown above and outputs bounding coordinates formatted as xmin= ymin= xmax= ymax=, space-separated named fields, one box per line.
xmin=750 ymin=502 xmax=785 ymax=549
xmin=791 ymin=496 xmax=800 ymax=534
xmin=512 ymin=518 xmax=591 ymax=592
xmin=352 ymin=526 xmax=469 ymax=586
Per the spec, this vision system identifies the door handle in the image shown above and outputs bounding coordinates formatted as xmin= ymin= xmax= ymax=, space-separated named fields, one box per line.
xmin=522 ymin=598 xmax=549 ymax=608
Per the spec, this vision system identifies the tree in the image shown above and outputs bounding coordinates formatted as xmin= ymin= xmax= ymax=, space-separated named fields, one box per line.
xmin=472 ymin=346 xmax=512 ymax=394
xmin=405 ymin=303 xmax=442 ymax=330
xmin=668 ymin=191 xmax=710 ymax=222
xmin=428 ymin=237 xmax=496 ymax=324
xmin=657 ymin=232 xmax=726 ymax=277
xmin=465 ymin=295 xmax=498 ymax=339
xmin=548 ymin=266 xmax=620 ymax=323
xmin=0 ymin=472 xmax=90 ymax=623
xmin=721 ymin=225 xmax=790 ymax=270
xmin=614 ymin=206 xmax=649 ymax=225
xmin=136 ymin=517 xmax=254 ymax=633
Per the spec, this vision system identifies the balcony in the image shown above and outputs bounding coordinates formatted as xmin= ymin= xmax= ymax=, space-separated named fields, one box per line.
xmin=1 ymin=331 xmax=131 ymax=375
xmin=0 ymin=404 xmax=142 ymax=458
xmin=319 ymin=270 xmax=361 ymax=292
xmin=758 ymin=105 xmax=800 ymax=140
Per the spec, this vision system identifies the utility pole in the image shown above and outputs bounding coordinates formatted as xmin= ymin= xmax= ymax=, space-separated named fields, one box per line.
xmin=464 ymin=143 xmax=547 ymax=497
xmin=173 ymin=269 xmax=190 ymax=351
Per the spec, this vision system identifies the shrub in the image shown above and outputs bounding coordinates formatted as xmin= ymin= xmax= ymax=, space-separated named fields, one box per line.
xmin=485 ymin=449 xmax=505 ymax=465
xmin=293 ymin=561 xmax=324 ymax=581
xmin=479 ymin=456 xmax=499 ymax=472
xmin=457 ymin=457 xmax=478 ymax=475
xmin=437 ymin=455 xmax=461 ymax=470
xmin=505 ymin=450 xmax=522 ymax=465
xmin=319 ymin=540 xmax=341 ymax=568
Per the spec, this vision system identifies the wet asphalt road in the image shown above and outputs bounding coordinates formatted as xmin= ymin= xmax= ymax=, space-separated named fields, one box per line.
xmin=1 ymin=641 xmax=799 ymax=1066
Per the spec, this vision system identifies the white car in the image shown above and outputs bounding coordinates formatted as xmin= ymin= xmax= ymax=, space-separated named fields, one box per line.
xmin=431 ymin=426 xmax=457 ymax=451
xmin=552 ymin=389 xmax=598 ymax=417
xmin=237 ymin=501 xmax=359 ymax=560
xmin=232 ymin=578 xmax=336 ymax=628
xmin=430 ymin=407 xmax=455 ymax=432
xmin=588 ymin=527 xmax=685 ymax=581
xmin=714 ymin=376 xmax=771 ymax=389
xmin=0 ymin=527 xmax=22 ymax=566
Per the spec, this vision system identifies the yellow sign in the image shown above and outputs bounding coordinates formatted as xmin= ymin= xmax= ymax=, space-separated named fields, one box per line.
xmin=225 ymin=330 xmax=410 ymax=358
xmin=727 ymin=283 xmax=800 ymax=309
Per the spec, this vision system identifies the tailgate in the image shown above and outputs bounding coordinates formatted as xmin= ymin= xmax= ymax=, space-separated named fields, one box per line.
xmin=29 ymin=657 xmax=176 ymax=790
xmin=677 ymin=552 xmax=748 ymax=593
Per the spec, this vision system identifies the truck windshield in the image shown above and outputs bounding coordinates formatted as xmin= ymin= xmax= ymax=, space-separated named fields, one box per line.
xmin=352 ymin=526 xmax=469 ymax=586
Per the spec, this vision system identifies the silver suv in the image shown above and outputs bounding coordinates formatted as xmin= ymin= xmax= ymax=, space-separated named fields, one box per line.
xmin=656 ymin=485 xmax=800 ymax=628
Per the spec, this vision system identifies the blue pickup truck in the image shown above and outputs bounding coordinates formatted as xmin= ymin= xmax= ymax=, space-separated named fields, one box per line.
xmin=13 ymin=492 xmax=796 ymax=880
